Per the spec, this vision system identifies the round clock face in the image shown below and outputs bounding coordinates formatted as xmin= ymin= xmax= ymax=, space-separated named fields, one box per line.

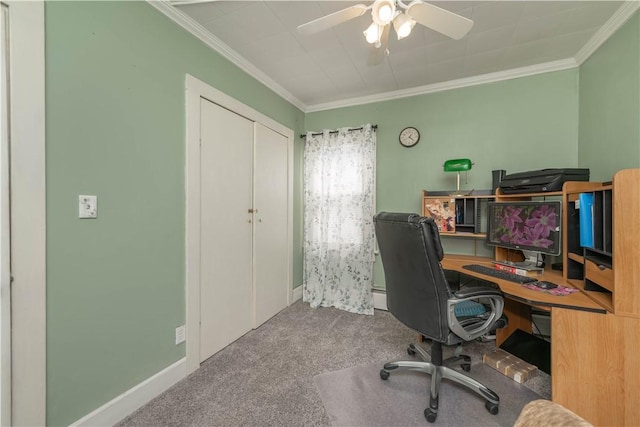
xmin=399 ymin=127 xmax=420 ymax=147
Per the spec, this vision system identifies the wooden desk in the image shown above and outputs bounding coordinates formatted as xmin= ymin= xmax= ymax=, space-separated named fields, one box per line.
xmin=442 ymin=254 xmax=638 ymax=426
xmin=442 ymin=255 xmax=605 ymax=345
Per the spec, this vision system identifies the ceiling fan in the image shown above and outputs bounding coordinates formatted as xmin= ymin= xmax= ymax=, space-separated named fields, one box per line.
xmin=297 ymin=0 xmax=474 ymax=65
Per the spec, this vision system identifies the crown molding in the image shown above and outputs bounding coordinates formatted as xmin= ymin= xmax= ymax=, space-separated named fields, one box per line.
xmin=305 ymin=58 xmax=578 ymax=113
xmin=575 ymin=1 xmax=640 ymax=65
xmin=146 ymin=0 xmax=306 ymax=112
xmin=148 ymin=0 xmax=636 ymax=114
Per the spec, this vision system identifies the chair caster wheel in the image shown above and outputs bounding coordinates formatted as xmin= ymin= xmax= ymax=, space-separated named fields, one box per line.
xmin=379 ymin=369 xmax=390 ymax=380
xmin=424 ymin=408 xmax=437 ymax=423
xmin=461 ymin=363 xmax=471 ymax=372
xmin=485 ymin=401 xmax=499 ymax=415
xmin=407 ymin=346 xmax=416 ymax=356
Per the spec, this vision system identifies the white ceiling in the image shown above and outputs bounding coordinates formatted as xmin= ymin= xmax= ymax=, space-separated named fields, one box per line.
xmin=161 ymin=1 xmax=632 ymax=111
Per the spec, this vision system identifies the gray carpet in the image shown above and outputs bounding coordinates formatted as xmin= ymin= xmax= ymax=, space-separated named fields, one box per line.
xmin=117 ymin=300 xmax=550 ymax=426
xmin=315 ymin=361 xmax=542 ymax=426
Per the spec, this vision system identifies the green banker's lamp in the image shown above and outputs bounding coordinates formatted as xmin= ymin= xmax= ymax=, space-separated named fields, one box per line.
xmin=443 ymin=158 xmax=473 ymax=197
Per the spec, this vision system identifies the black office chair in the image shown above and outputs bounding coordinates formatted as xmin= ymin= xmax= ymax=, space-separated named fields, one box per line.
xmin=374 ymin=212 xmax=506 ymax=423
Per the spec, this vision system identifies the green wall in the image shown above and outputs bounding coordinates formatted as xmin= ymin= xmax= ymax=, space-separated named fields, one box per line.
xmin=579 ymin=11 xmax=640 ymax=181
xmin=305 ymin=70 xmax=579 ymax=286
xmin=44 ymin=1 xmax=640 ymax=425
xmin=45 ymin=2 xmax=303 ymax=425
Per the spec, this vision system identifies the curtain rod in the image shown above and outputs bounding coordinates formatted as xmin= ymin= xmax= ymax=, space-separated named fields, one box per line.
xmin=300 ymin=124 xmax=377 ymax=139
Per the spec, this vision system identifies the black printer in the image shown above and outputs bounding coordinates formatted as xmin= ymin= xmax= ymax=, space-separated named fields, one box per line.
xmin=498 ymin=168 xmax=590 ymax=194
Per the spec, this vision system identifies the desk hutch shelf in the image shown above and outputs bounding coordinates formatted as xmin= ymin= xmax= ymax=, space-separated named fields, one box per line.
xmin=421 ymin=190 xmax=494 ymax=238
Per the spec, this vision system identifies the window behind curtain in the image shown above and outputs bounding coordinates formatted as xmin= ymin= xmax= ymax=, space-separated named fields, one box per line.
xmin=303 ymin=124 xmax=376 ymax=315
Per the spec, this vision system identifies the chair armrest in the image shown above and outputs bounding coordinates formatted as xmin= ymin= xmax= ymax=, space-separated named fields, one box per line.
xmin=447 ymin=294 xmax=504 ymax=341
xmin=454 ymin=287 xmax=503 ymax=299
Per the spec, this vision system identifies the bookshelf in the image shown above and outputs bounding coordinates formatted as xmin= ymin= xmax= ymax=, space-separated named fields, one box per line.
xmin=554 ymin=169 xmax=640 ymax=425
xmin=562 ymin=170 xmax=639 ymax=317
xmin=563 ymin=181 xmax=614 ymax=310
xmin=421 ymin=190 xmax=494 ymax=238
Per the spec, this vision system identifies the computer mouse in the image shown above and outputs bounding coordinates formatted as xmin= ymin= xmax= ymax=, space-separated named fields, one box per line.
xmin=534 ymin=281 xmax=558 ymax=290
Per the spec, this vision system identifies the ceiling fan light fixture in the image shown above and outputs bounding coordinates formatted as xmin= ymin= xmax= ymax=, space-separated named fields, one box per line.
xmin=364 ymin=22 xmax=382 ymax=44
xmin=372 ymin=0 xmax=396 ymax=25
xmin=393 ymin=13 xmax=415 ymax=40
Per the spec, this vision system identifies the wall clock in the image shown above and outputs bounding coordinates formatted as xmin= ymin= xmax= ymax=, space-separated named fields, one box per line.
xmin=399 ymin=127 xmax=420 ymax=147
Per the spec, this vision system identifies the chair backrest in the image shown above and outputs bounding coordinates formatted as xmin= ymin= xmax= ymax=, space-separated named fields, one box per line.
xmin=374 ymin=212 xmax=452 ymax=341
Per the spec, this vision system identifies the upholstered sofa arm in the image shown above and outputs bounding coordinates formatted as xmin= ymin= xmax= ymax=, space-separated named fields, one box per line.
xmin=514 ymin=400 xmax=593 ymax=427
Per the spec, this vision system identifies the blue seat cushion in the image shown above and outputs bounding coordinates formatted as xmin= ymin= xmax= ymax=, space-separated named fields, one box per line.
xmin=454 ymin=300 xmax=486 ymax=317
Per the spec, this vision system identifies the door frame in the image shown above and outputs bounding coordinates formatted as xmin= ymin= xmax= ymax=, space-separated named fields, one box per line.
xmin=185 ymin=74 xmax=293 ymax=374
xmin=0 ymin=4 xmax=10 ymax=423
xmin=2 ymin=1 xmax=46 ymax=425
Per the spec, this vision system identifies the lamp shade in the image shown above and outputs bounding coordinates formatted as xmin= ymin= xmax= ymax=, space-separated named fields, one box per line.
xmin=443 ymin=158 xmax=472 ymax=172
xmin=364 ymin=22 xmax=381 ymax=44
xmin=393 ymin=13 xmax=415 ymax=40
xmin=371 ymin=0 xmax=395 ymax=25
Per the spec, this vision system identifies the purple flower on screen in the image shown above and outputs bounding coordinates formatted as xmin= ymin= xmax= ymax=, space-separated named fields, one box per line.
xmin=521 ymin=227 xmax=553 ymax=248
xmin=524 ymin=205 xmax=556 ymax=238
xmin=501 ymin=227 xmax=523 ymax=244
xmin=501 ymin=207 xmax=523 ymax=231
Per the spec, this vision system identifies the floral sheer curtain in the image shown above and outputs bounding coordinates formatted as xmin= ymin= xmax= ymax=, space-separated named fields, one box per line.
xmin=303 ymin=124 xmax=376 ymax=315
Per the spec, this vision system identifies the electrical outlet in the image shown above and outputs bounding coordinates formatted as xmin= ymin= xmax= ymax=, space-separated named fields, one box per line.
xmin=79 ymin=195 xmax=98 ymax=218
xmin=175 ymin=325 xmax=186 ymax=345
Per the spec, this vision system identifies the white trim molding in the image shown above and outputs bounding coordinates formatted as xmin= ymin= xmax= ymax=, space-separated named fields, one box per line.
xmin=575 ymin=0 xmax=640 ymax=65
xmin=292 ymin=285 xmax=303 ymax=302
xmin=146 ymin=1 xmax=637 ymax=114
xmin=5 ymin=1 xmax=46 ymax=425
xmin=292 ymin=286 xmax=384 ymax=309
xmin=373 ymin=290 xmax=388 ymax=311
xmin=306 ymin=58 xmax=578 ymax=112
xmin=70 ymin=359 xmax=186 ymax=427
xmin=146 ymin=0 xmax=306 ymax=111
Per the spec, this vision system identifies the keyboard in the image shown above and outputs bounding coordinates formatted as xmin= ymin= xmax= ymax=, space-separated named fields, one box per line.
xmin=462 ymin=264 xmax=538 ymax=284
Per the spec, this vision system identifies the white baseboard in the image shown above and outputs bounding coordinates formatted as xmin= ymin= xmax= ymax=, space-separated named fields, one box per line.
xmin=293 ymin=286 xmax=386 ymax=310
xmin=71 ymin=358 xmax=186 ymax=426
xmin=373 ymin=289 xmax=387 ymax=311
xmin=292 ymin=285 xmax=303 ymax=302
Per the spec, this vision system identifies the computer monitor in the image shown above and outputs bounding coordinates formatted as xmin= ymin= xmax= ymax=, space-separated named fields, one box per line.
xmin=486 ymin=200 xmax=562 ymax=266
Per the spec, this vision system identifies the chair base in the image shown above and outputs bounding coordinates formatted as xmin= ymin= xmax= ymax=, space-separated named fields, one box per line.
xmin=380 ymin=342 xmax=499 ymax=423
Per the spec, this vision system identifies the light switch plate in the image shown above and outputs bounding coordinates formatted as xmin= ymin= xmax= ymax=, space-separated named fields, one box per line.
xmin=175 ymin=325 xmax=186 ymax=345
xmin=79 ymin=195 xmax=98 ymax=218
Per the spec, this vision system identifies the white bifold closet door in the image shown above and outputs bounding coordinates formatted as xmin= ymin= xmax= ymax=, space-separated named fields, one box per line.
xmin=253 ymin=123 xmax=288 ymax=327
xmin=199 ymin=99 xmax=288 ymax=363
xmin=199 ymin=99 xmax=253 ymax=362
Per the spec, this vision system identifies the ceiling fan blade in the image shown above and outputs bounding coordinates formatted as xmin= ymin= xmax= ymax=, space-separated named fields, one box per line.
xmin=367 ymin=25 xmax=390 ymax=66
xmin=406 ymin=2 xmax=473 ymax=40
xmin=298 ymin=4 xmax=369 ymax=36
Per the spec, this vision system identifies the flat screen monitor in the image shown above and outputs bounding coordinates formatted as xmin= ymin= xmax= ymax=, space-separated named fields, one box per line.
xmin=486 ymin=201 xmax=562 ymax=261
